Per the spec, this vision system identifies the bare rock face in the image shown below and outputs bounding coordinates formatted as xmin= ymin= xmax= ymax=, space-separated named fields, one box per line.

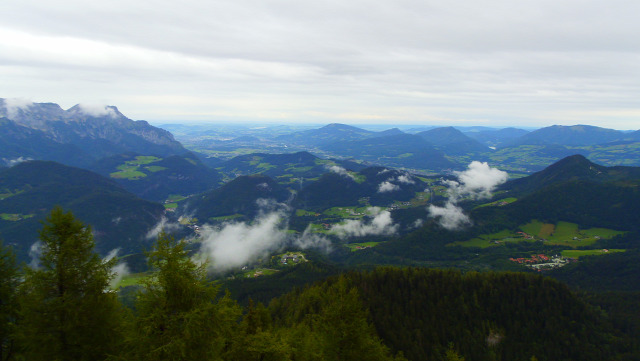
xmin=0 ymin=98 xmax=186 ymax=162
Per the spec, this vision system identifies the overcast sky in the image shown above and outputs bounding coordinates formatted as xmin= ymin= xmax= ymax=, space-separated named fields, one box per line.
xmin=1 ymin=0 xmax=639 ymax=129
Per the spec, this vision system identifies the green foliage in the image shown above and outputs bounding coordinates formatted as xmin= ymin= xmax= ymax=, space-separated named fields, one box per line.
xmin=16 ymin=207 xmax=124 ymax=361
xmin=296 ymin=267 xmax=624 ymax=361
xmin=123 ymin=232 xmax=241 ymax=361
xmin=0 ymin=242 xmax=18 ymax=361
xmin=269 ymin=275 xmax=404 ymax=361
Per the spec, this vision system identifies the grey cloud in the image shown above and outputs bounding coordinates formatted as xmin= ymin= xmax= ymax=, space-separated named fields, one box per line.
xmin=2 ymin=1 xmax=640 ymax=128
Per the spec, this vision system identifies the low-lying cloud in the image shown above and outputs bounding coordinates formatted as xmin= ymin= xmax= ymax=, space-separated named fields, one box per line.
xmin=3 ymin=98 xmax=33 ymax=119
xmin=378 ymin=181 xmax=400 ymax=193
xmin=196 ymin=199 xmax=331 ymax=273
xmin=331 ymin=207 xmax=398 ymax=238
xmin=146 ymin=216 xmax=183 ymax=239
xmin=197 ymin=211 xmax=287 ymax=273
xmin=429 ymin=161 xmax=508 ymax=230
xmin=326 ymin=165 xmax=355 ymax=180
xmin=103 ymin=248 xmax=131 ymax=288
xmin=4 ymin=156 xmax=32 ymax=167
xmin=395 ymin=174 xmax=415 ymax=184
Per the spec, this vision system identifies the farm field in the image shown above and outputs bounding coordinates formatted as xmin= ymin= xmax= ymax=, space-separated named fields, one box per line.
xmin=344 ymin=242 xmax=384 ymax=251
xmin=452 ymin=220 xmax=625 ymax=248
xmin=561 ymin=249 xmax=626 ymax=258
xmin=116 ymin=272 xmax=149 ymax=288
xmin=110 ymin=155 xmax=162 ymax=180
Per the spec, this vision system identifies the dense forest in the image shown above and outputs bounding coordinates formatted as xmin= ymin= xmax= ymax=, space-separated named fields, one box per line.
xmin=1 ymin=208 xmax=638 ymax=361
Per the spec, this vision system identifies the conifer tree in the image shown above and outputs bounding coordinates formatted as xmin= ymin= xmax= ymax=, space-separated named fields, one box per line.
xmin=0 ymin=242 xmax=19 ymax=361
xmin=124 ymin=231 xmax=240 ymax=361
xmin=17 ymin=207 xmax=123 ymax=361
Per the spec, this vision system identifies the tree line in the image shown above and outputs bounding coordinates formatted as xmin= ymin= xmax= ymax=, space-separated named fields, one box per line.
xmin=1 ymin=207 xmax=638 ymax=360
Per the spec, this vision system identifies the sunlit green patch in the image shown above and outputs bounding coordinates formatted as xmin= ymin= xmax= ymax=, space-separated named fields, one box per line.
xmin=144 ymin=166 xmax=168 ymax=172
xmin=344 ymin=242 xmax=383 ymax=251
xmin=0 ymin=213 xmax=34 ymax=221
xmin=561 ymin=249 xmax=626 ymax=258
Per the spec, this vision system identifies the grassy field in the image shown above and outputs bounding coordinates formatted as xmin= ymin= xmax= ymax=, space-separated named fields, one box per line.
xmin=240 ymin=268 xmax=279 ymax=278
xmin=323 ymin=206 xmax=370 ymax=218
xmin=110 ymin=155 xmax=163 ymax=180
xmin=453 ymin=220 xmax=625 ymax=248
xmin=452 ymin=230 xmax=526 ymax=248
xmin=344 ymin=242 xmax=384 ymax=251
xmin=295 ymin=209 xmax=319 ymax=217
xmin=116 ymin=272 xmax=149 ymax=288
xmin=475 ymin=197 xmax=517 ymax=208
xmin=561 ymin=249 xmax=626 ymax=258
xmin=209 ymin=214 xmax=244 ymax=222
xmin=0 ymin=213 xmax=34 ymax=221
xmin=144 ymin=165 xmax=167 ymax=172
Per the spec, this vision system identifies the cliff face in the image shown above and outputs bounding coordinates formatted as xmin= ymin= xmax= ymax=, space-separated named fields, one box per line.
xmin=0 ymin=99 xmax=186 ymax=162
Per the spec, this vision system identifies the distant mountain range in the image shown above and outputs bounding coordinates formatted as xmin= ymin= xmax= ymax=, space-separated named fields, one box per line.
xmin=0 ymin=99 xmax=187 ymax=167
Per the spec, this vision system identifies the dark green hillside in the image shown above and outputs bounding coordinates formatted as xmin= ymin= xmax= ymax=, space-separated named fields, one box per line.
xmin=551 ymin=249 xmax=640 ymax=292
xmin=320 ymin=133 xmax=455 ymax=171
xmin=294 ymin=172 xmax=365 ymax=211
xmin=0 ymin=161 xmax=164 ymax=260
xmin=90 ymin=152 xmax=222 ymax=201
xmin=416 ymin=126 xmax=489 ymax=154
xmin=216 ymin=151 xmax=366 ymax=185
xmin=464 ymin=127 xmax=530 ymax=147
xmin=500 ymin=154 xmax=640 ymax=196
xmin=293 ymin=166 xmax=428 ymax=211
xmin=270 ymin=268 xmax=625 ymax=361
xmin=184 ymin=174 xmax=290 ymax=221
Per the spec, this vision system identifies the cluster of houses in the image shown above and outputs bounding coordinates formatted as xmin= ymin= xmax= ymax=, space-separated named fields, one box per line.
xmin=509 ymin=254 xmax=576 ymax=271
xmin=517 ymin=231 xmax=535 ymax=240
xmin=281 ymin=253 xmax=302 ymax=265
xmin=509 ymin=254 xmax=550 ymax=264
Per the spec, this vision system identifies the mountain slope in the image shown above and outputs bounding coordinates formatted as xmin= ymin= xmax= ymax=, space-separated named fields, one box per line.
xmin=508 ymin=124 xmax=627 ymax=146
xmin=0 ymin=99 xmax=187 ymax=164
xmin=275 ymin=123 xmax=375 ymax=147
xmin=0 ymin=161 xmax=164 ymax=260
xmin=183 ymin=174 xmax=291 ymax=221
xmin=416 ymin=126 xmax=489 ymax=154
xmin=319 ymin=133 xmax=455 ymax=171
xmin=501 ymin=154 xmax=640 ymax=196
xmin=90 ymin=152 xmax=222 ymax=201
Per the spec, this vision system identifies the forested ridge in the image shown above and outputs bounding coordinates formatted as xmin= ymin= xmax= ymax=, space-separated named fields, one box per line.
xmin=1 ymin=208 xmax=638 ymax=360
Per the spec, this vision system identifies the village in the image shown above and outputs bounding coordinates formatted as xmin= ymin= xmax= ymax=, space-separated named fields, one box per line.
xmin=509 ymin=254 xmax=577 ymax=271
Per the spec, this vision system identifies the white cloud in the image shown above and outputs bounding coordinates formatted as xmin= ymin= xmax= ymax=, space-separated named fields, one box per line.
xmin=146 ymin=216 xmax=183 ymax=239
xmin=196 ymin=212 xmax=288 ymax=273
xmin=396 ymin=174 xmax=415 ymax=184
xmin=378 ymin=181 xmax=400 ymax=193
xmin=428 ymin=202 xmax=472 ymax=231
xmin=448 ymin=161 xmax=509 ymax=201
xmin=428 ymin=161 xmax=507 ymax=230
xmin=76 ymin=104 xmax=117 ymax=118
xmin=3 ymin=98 xmax=33 ymax=119
xmin=4 ymin=156 xmax=32 ymax=167
xmin=331 ymin=207 xmax=398 ymax=239
xmin=103 ymin=248 xmax=131 ymax=288
xmin=326 ymin=165 xmax=355 ymax=180
xmin=28 ymin=241 xmax=43 ymax=269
